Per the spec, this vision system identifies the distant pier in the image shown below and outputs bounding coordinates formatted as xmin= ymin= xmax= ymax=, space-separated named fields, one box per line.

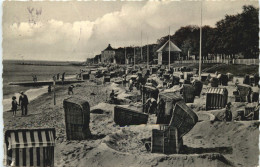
xmin=9 ymin=80 xmax=84 ymax=86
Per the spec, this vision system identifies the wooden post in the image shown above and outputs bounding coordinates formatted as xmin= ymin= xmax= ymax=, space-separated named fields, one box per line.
xmin=134 ymin=46 xmax=136 ymax=70
xmin=141 ymin=31 xmax=143 ymax=61
xmin=53 ymin=76 xmax=56 ymax=105
xmin=125 ymin=47 xmax=127 ymax=65
xmin=142 ymin=85 xmax=144 ymax=113
xmin=147 ymin=36 xmax=149 ymax=69
xmin=168 ymin=27 xmax=171 ymax=69
xmin=199 ymin=1 xmax=203 ymax=80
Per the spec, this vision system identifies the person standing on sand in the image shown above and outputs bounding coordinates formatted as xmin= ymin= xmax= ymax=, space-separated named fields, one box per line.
xmin=109 ymin=90 xmax=116 ymax=104
xmin=11 ymin=96 xmax=18 ymax=117
xmin=32 ymin=75 xmax=37 ymax=82
xmin=62 ymin=72 xmax=65 ymax=85
xmin=224 ymin=102 xmax=232 ymax=122
xmin=57 ymin=73 xmax=60 ymax=80
xmin=247 ymin=87 xmax=252 ymax=103
xmin=32 ymin=74 xmax=36 ymax=82
xmin=123 ymin=75 xmax=127 ymax=87
xmin=129 ymin=79 xmax=133 ymax=92
xmin=48 ymin=85 xmax=52 ymax=93
xmin=19 ymin=91 xmax=29 ymax=116
xmin=144 ymin=97 xmax=157 ymax=114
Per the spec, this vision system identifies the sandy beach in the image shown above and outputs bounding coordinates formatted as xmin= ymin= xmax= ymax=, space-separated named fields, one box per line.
xmin=3 ymin=74 xmax=259 ymax=167
xmin=2 ymin=1 xmax=259 ymax=166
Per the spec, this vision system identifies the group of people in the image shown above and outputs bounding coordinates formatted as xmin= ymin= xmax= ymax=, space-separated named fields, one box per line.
xmin=12 ymin=84 xmax=75 ymax=117
xmin=54 ymin=72 xmax=66 ymax=83
xmin=32 ymin=72 xmax=66 ymax=84
xmin=230 ymin=102 xmax=259 ymax=121
xmin=76 ymin=69 xmax=85 ymax=80
xmin=11 ymin=91 xmax=29 ymax=117
xmin=128 ymin=73 xmax=149 ymax=92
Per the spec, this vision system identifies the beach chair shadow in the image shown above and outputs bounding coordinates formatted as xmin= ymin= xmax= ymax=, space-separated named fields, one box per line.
xmin=142 ymin=138 xmax=233 ymax=155
xmin=181 ymin=145 xmax=233 ymax=154
xmin=89 ymin=134 xmax=106 ymax=140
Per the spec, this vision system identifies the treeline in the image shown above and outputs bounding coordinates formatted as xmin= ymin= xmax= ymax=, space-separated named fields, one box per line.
xmin=158 ymin=5 xmax=259 ymax=60
xmin=89 ymin=5 xmax=258 ymax=64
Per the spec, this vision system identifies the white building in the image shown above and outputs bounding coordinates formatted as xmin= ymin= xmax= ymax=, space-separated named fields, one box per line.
xmin=101 ymin=44 xmax=116 ymax=64
xmin=157 ymin=40 xmax=181 ymax=65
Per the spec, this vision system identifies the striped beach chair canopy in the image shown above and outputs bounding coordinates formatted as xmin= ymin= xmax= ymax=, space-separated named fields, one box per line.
xmin=206 ymin=87 xmax=228 ymax=95
xmin=5 ymin=128 xmax=55 ymax=150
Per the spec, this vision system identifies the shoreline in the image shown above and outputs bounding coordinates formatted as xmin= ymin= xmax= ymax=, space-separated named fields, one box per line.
xmin=3 ymin=78 xmax=106 ymax=130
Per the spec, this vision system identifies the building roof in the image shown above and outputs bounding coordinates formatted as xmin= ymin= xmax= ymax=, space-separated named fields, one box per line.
xmin=103 ymin=44 xmax=114 ymax=51
xmin=156 ymin=40 xmax=181 ymax=52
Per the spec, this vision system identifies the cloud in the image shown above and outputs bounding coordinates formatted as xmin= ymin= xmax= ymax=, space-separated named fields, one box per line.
xmin=3 ymin=1 xmax=258 ymax=61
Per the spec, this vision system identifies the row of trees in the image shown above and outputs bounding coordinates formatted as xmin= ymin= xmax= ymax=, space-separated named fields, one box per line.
xmin=88 ymin=5 xmax=258 ymax=64
xmin=157 ymin=5 xmax=259 ymax=60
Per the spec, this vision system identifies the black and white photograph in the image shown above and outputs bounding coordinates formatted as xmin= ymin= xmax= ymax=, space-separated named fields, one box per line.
xmin=2 ymin=1 xmax=259 ymax=166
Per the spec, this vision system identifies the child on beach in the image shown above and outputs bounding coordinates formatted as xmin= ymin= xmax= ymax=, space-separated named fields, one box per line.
xmin=224 ymin=102 xmax=232 ymax=122
xmin=68 ymin=85 xmax=74 ymax=95
xmin=11 ymin=96 xmax=18 ymax=117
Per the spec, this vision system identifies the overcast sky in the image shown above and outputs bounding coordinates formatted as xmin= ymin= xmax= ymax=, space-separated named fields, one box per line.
xmin=3 ymin=1 xmax=258 ymax=61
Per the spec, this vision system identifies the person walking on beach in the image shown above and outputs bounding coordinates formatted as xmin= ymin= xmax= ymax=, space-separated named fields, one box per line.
xmin=62 ymin=72 xmax=65 ymax=85
xmin=11 ymin=96 xmax=18 ymax=117
xmin=19 ymin=91 xmax=29 ymax=116
xmin=48 ymin=85 xmax=52 ymax=93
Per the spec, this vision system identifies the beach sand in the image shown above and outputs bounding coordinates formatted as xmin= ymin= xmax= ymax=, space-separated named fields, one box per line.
xmin=3 ymin=77 xmax=259 ymax=167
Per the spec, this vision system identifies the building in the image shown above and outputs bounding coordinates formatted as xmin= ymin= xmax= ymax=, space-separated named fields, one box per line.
xmin=101 ymin=44 xmax=116 ymax=64
xmin=157 ymin=40 xmax=181 ymax=65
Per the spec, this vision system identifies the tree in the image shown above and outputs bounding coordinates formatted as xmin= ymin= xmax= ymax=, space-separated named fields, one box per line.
xmin=215 ymin=5 xmax=259 ymax=58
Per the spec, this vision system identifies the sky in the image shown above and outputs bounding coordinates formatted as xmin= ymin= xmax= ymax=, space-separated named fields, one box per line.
xmin=2 ymin=0 xmax=259 ymax=61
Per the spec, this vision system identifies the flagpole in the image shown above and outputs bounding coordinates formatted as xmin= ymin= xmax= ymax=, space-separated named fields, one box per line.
xmin=168 ymin=27 xmax=171 ymax=69
xmin=134 ymin=46 xmax=136 ymax=70
xmin=147 ymin=36 xmax=149 ymax=69
xmin=141 ymin=31 xmax=143 ymax=61
xmin=199 ymin=1 xmax=203 ymax=80
xmin=125 ymin=47 xmax=127 ymax=66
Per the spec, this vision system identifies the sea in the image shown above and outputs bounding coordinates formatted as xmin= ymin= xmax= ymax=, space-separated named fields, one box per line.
xmin=2 ymin=60 xmax=87 ymax=111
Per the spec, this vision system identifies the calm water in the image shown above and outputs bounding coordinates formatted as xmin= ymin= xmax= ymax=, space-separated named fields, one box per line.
xmin=2 ymin=60 xmax=87 ymax=111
